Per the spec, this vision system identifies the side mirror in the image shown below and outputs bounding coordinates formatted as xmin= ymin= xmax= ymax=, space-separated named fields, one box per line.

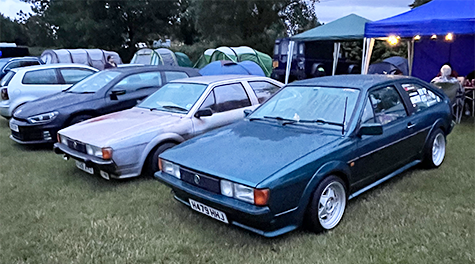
xmin=110 ymin=89 xmax=126 ymax=100
xmin=358 ymin=123 xmax=383 ymax=136
xmin=194 ymin=108 xmax=213 ymax=118
xmin=243 ymin=109 xmax=253 ymax=117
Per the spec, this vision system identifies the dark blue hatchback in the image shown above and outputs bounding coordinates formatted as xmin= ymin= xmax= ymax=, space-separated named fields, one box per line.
xmin=155 ymin=75 xmax=453 ymax=237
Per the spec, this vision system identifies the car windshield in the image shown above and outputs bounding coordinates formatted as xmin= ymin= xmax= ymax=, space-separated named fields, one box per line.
xmin=65 ymin=71 xmax=120 ymax=93
xmin=249 ymin=86 xmax=360 ymax=129
xmin=138 ymin=82 xmax=208 ymax=113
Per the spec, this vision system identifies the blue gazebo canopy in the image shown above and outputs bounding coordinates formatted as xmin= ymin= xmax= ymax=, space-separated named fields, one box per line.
xmin=365 ymin=0 xmax=475 ymax=38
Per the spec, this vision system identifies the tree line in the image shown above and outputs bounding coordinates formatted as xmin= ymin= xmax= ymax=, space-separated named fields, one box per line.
xmin=1 ymin=0 xmax=429 ymax=62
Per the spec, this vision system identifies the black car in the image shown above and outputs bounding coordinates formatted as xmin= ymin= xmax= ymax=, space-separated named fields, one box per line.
xmin=9 ymin=66 xmax=200 ymax=144
xmin=0 ymin=57 xmax=44 ymax=79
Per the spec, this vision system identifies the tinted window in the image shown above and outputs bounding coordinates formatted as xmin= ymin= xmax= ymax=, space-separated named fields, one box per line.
xmin=248 ymin=81 xmax=280 ymax=103
xmin=1 ymin=71 xmax=15 ymax=87
xmin=66 ymin=71 xmax=120 ymax=93
xmin=402 ymin=83 xmax=441 ymax=112
xmin=5 ymin=61 xmax=21 ymax=71
xmin=22 ymin=69 xmax=59 ymax=85
xmin=60 ymin=69 xmax=96 ymax=84
xmin=164 ymin=71 xmax=189 ymax=82
xmin=20 ymin=60 xmax=40 ymax=67
xmin=369 ymin=86 xmax=407 ymax=125
xmin=214 ymin=83 xmax=251 ymax=112
xmin=113 ymin=72 xmax=162 ymax=92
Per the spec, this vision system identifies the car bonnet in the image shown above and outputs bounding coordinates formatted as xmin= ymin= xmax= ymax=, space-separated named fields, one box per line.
xmin=59 ymin=108 xmax=184 ymax=147
xmin=160 ymin=120 xmax=341 ymax=187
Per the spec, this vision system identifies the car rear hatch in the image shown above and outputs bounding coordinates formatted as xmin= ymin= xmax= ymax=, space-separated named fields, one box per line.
xmin=0 ymin=71 xmax=15 ymax=100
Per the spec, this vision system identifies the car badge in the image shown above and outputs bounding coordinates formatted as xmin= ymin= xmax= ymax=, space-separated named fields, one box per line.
xmin=194 ymin=174 xmax=201 ymax=185
xmin=73 ymin=141 xmax=78 ymax=148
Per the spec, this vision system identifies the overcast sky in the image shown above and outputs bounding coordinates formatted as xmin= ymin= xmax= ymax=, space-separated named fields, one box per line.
xmin=1 ymin=0 xmax=412 ymax=22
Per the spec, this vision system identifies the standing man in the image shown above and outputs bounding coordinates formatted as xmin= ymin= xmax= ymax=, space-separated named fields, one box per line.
xmin=104 ymin=55 xmax=117 ymax=69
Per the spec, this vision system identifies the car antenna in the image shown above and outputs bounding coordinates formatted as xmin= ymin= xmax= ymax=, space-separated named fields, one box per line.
xmin=342 ymin=97 xmax=348 ymax=136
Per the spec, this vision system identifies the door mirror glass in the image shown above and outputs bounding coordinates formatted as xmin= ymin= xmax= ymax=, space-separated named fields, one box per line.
xmin=243 ymin=109 xmax=253 ymax=117
xmin=358 ymin=123 xmax=383 ymax=136
xmin=194 ymin=108 xmax=213 ymax=118
xmin=110 ymin=89 xmax=126 ymax=100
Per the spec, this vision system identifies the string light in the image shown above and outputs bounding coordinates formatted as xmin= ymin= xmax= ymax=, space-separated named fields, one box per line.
xmin=445 ymin=33 xmax=454 ymax=41
xmin=387 ymin=35 xmax=399 ymax=46
xmin=431 ymin=34 xmax=437 ymax=40
xmin=414 ymin=35 xmax=421 ymax=41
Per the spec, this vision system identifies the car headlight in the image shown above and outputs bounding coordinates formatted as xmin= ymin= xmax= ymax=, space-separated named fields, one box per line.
xmin=220 ymin=180 xmax=269 ymax=206
xmin=159 ymin=159 xmax=181 ymax=179
xmin=58 ymin=134 xmax=68 ymax=145
xmin=85 ymin=144 xmax=112 ymax=160
xmin=27 ymin=111 xmax=59 ymax=124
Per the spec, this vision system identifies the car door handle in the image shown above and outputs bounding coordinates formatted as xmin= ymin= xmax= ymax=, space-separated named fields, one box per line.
xmin=407 ymin=122 xmax=416 ymax=129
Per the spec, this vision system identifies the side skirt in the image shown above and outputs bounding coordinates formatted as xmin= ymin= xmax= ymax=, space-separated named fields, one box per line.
xmin=348 ymin=160 xmax=421 ymax=200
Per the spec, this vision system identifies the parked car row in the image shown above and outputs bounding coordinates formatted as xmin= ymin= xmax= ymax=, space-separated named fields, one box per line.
xmin=1 ymin=63 xmax=453 ymax=237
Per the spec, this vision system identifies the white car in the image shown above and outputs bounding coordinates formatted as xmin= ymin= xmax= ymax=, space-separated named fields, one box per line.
xmin=0 ymin=64 xmax=98 ymax=118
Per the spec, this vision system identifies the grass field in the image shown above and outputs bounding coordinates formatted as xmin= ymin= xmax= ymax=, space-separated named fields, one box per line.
xmin=0 ymin=117 xmax=474 ymax=264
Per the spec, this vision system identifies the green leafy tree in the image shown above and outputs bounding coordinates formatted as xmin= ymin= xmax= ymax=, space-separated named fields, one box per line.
xmin=0 ymin=14 xmax=28 ymax=45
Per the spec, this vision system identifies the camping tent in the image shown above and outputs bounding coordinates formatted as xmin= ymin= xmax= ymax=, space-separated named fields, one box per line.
xmin=208 ymin=46 xmax=273 ymax=77
xmin=175 ymin=52 xmax=192 ymax=67
xmin=130 ymin=48 xmax=162 ymax=65
xmin=193 ymin=49 xmax=216 ymax=68
xmin=368 ymin=56 xmax=409 ymax=75
xmin=41 ymin=49 xmax=122 ymax=70
xmin=286 ymin=14 xmax=371 ymax=83
xmin=194 ymin=46 xmax=272 ymax=77
xmin=156 ymin=48 xmax=179 ymax=66
xmin=130 ymin=48 xmax=192 ymax=67
xmin=199 ymin=60 xmax=265 ymax=76
xmin=364 ymin=0 xmax=475 ymax=81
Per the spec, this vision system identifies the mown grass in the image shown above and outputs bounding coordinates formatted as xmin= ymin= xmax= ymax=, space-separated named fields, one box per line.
xmin=0 ymin=117 xmax=474 ymax=264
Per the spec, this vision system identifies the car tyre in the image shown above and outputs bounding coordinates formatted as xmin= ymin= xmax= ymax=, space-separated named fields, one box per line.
xmin=68 ymin=115 xmax=92 ymax=126
xmin=423 ymin=128 xmax=446 ymax=168
xmin=307 ymin=175 xmax=347 ymax=233
xmin=145 ymin=142 xmax=176 ymax=177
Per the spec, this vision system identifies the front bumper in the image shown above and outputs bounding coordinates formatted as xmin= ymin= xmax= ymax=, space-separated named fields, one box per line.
xmin=9 ymin=118 xmax=58 ymax=144
xmin=54 ymin=143 xmax=119 ymax=178
xmin=154 ymin=171 xmax=299 ymax=237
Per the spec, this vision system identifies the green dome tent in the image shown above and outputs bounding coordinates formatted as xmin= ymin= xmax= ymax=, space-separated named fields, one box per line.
xmin=193 ymin=49 xmax=216 ymax=69
xmin=130 ymin=48 xmax=163 ymax=65
xmin=175 ymin=52 xmax=192 ymax=67
xmin=130 ymin=48 xmax=192 ymax=67
xmin=195 ymin=46 xmax=272 ymax=77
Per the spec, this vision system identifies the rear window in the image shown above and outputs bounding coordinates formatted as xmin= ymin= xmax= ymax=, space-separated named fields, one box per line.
xmin=164 ymin=71 xmax=189 ymax=82
xmin=1 ymin=71 xmax=15 ymax=87
xmin=22 ymin=69 xmax=59 ymax=85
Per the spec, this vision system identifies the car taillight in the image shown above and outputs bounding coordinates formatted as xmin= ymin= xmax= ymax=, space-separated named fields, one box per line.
xmin=0 ymin=88 xmax=8 ymax=100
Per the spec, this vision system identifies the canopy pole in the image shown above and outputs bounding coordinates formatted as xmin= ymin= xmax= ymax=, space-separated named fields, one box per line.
xmin=362 ymin=38 xmax=375 ymax=74
xmin=407 ymin=39 xmax=414 ymax=76
xmin=332 ymin=42 xmax=341 ymax=76
xmin=361 ymin=38 xmax=367 ymax=74
xmin=284 ymin=41 xmax=295 ymax=84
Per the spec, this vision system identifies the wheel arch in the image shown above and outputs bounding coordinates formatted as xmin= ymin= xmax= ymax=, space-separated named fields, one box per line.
xmin=64 ymin=110 xmax=99 ymax=127
xmin=139 ymin=133 xmax=185 ymax=174
xmin=294 ymin=160 xmax=351 ymax=226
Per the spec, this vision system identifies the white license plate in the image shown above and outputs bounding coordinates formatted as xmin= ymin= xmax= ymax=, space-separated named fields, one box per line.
xmin=75 ymin=160 xmax=94 ymax=174
xmin=189 ymin=199 xmax=228 ymax=224
xmin=10 ymin=123 xmax=19 ymax=132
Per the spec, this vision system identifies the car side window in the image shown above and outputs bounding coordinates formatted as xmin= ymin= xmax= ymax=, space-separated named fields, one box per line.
xmin=248 ymin=81 xmax=281 ymax=103
xmin=401 ymin=83 xmax=442 ymax=112
xmin=4 ymin=61 xmax=21 ymax=71
xmin=113 ymin=72 xmax=162 ymax=92
xmin=22 ymin=69 xmax=60 ymax=85
xmin=164 ymin=71 xmax=189 ymax=82
xmin=20 ymin=60 xmax=40 ymax=67
xmin=199 ymin=90 xmax=217 ymax=112
xmin=213 ymin=83 xmax=251 ymax=112
xmin=361 ymin=97 xmax=375 ymax=124
xmin=60 ymin=69 xmax=96 ymax=84
xmin=368 ymin=86 xmax=407 ymax=125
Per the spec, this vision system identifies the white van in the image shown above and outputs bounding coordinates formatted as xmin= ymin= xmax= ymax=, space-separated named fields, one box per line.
xmin=0 ymin=64 xmax=98 ymax=118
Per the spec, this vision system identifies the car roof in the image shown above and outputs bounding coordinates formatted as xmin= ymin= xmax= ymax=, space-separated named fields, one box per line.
xmin=12 ymin=63 xmax=97 ymax=73
xmin=170 ymin=74 xmax=273 ymax=85
xmin=290 ymin=74 xmax=420 ymax=90
xmin=104 ymin=65 xmax=200 ymax=75
xmin=0 ymin=57 xmax=41 ymax=62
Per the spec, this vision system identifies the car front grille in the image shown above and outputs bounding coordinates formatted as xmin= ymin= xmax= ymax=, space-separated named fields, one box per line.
xmin=67 ymin=139 xmax=87 ymax=154
xmin=180 ymin=168 xmax=220 ymax=194
xmin=11 ymin=127 xmax=45 ymax=141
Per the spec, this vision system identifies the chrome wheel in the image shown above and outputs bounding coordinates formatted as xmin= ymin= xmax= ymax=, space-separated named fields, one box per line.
xmin=432 ymin=133 xmax=446 ymax=167
xmin=318 ymin=181 xmax=346 ymax=230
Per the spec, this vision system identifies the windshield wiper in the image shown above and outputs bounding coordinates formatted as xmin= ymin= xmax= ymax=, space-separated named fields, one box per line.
xmin=161 ymin=105 xmax=188 ymax=112
xmin=249 ymin=116 xmax=297 ymax=125
xmin=297 ymin=119 xmax=344 ymax=127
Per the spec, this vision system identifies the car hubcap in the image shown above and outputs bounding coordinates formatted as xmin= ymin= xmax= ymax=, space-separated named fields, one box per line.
xmin=432 ymin=133 xmax=446 ymax=166
xmin=318 ymin=181 xmax=346 ymax=230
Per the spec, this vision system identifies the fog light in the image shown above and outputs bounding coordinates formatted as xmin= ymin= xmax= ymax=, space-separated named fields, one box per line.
xmin=43 ymin=131 xmax=51 ymax=140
